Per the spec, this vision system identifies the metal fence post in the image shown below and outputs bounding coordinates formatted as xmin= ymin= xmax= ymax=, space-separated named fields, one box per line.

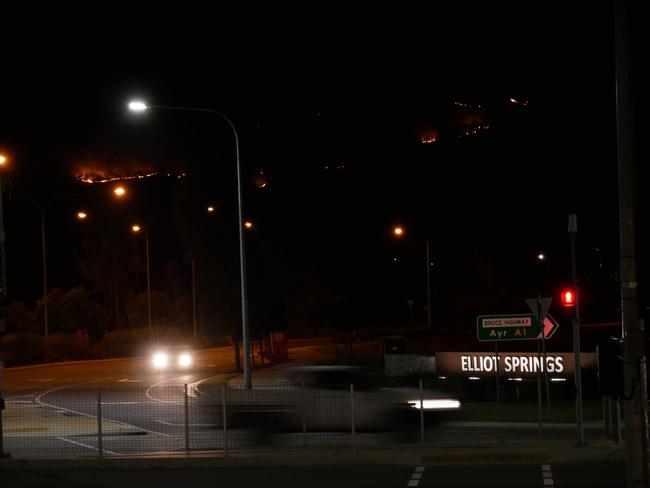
xmin=350 ymin=383 xmax=356 ymax=462
xmin=602 ymin=397 xmax=608 ymax=437
xmin=301 ymin=382 xmax=307 ymax=447
xmin=616 ymin=398 xmax=622 ymax=445
xmin=0 ymin=360 xmax=5 ymax=458
xmin=97 ymin=388 xmax=103 ymax=458
xmin=607 ymin=397 xmax=614 ymax=437
xmin=184 ymin=384 xmax=190 ymax=452
xmin=419 ymin=377 xmax=425 ymax=443
xmin=222 ymin=386 xmax=228 ymax=456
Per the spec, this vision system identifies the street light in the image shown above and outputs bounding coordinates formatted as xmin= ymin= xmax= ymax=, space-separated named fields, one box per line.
xmin=392 ymin=225 xmax=432 ymax=327
xmin=6 ymin=186 xmax=126 ymax=343
xmin=128 ymin=99 xmax=252 ymax=389
xmin=0 ymin=153 xmax=9 ymax=307
xmin=131 ymin=223 xmax=152 ymax=339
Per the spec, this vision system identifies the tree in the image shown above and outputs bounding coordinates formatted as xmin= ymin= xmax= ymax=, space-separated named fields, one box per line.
xmin=34 ymin=288 xmax=65 ymax=333
xmin=126 ymin=290 xmax=173 ymax=329
xmin=5 ymin=301 xmax=36 ymax=333
xmin=57 ymin=287 xmax=108 ymax=335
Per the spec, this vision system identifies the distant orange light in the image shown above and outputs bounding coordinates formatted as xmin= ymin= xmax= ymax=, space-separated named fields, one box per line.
xmin=113 ymin=186 xmax=126 ymax=197
xmin=0 ymin=154 xmax=8 ymax=166
xmin=131 ymin=224 xmax=141 ymax=233
xmin=393 ymin=226 xmax=404 ymax=237
xmin=207 ymin=205 xmax=215 ymax=213
xmin=244 ymin=221 xmax=253 ymax=229
xmin=77 ymin=211 xmax=88 ymax=220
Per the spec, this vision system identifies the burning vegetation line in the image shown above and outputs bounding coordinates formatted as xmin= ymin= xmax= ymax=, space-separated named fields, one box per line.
xmin=75 ymin=171 xmax=187 ymax=184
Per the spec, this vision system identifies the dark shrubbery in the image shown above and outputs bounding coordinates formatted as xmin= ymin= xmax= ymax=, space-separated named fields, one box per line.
xmin=0 ymin=332 xmax=45 ymax=366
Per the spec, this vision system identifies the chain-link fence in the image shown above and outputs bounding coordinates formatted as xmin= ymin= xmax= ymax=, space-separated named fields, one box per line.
xmin=0 ymin=381 xmax=452 ymax=458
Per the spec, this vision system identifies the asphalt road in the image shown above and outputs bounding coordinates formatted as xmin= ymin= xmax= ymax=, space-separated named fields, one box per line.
xmin=1 ymin=339 xmax=613 ymax=458
xmin=0 ymin=463 xmax=625 ymax=488
xmin=2 ymin=340 xmax=339 ymax=457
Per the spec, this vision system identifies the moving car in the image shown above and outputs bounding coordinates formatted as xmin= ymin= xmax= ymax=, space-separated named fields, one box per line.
xmin=150 ymin=345 xmax=195 ymax=371
xmin=199 ymin=365 xmax=460 ymax=443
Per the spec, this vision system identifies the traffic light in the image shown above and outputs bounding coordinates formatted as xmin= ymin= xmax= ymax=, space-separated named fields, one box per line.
xmin=561 ymin=288 xmax=576 ymax=307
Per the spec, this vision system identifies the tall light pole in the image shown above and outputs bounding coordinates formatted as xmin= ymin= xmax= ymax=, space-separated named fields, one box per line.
xmin=615 ymin=0 xmax=649 ymax=484
xmin=0 ymin=154 xmax=9 ymax=311
xmin=128 ymin=100 xmax=251 ymax=389
xmin=392 ymin=226 xmax=432 ymax=327
xmin=131 ymin=224 xmax=152 ymax=340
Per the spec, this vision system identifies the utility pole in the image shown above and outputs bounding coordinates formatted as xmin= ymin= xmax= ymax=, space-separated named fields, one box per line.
xmin=615 ymin=0 xmax=649 ymax=486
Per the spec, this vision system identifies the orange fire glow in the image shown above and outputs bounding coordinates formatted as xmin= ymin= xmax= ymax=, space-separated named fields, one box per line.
xmin=74 ymin=164 xmax=187 ymax=184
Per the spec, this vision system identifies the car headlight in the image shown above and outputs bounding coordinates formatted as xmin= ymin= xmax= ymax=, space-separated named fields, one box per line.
xmin=408 ymin=398 xmax=462 ymax=410
xmin=178 ymin=353 xmax=192 ymax=368
xmin=153 ymin=352 xmax=169 ymax=368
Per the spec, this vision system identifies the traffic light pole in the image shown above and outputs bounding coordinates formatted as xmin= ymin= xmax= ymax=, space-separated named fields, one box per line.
xmin=568 ymin=214 xmax=584 ymax=445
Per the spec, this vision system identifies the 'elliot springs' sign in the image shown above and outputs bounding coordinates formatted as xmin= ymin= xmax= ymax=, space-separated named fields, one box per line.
xmin=460 ymin=354 xmax=564 ymax=374
xmin=435 ymin=352 xmax=597 ymax=377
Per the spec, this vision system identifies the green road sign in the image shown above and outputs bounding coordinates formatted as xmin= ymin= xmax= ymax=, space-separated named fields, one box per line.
xmin=477 ymin=313 xmax=560 ymax=341
xmin=477 ymin=314 xmax=541 ymax=341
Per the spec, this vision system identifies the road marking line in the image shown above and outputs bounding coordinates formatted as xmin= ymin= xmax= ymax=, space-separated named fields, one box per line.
xmin=156 ymin=420 xmax=219 ymax=427
xmin=35 ymin=378 xmax=174 ymax=438
xmin=408 ymin=466 xmax=425 ymax=487
xmin=101 ymin=401 xmax=141 ymax=405
xmin=541 ymin=464 xmax=554 ymax=487
xmin=145 ymin=376 xmax=189 ymax=404
xmin=56 ymin=436 xmax=118 ymax=455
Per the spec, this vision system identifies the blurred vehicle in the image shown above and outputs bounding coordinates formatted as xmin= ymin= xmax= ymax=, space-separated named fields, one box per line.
xmin=150 ymin=345 xmax=194 ymax=371
xmin=199 ymin=365 xmax=460 ymax=443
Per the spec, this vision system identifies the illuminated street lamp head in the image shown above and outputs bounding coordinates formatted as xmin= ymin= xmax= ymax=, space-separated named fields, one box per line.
xmin=0 ymin=153 xmax=8 ymax=166
xmin=244 ymin=220 xmax=253 ymax=230
xmin=113 ymin=185 xmax=126 ymax=197
xmin=392 ymin=226 xmax=404 ymax=237
xmin=128 ymin=100 xmax=149 ymax=112
xmin=131 ymin=224 xmax=142 ymax=233
xmin=76 ymin=211 xmax=88 ymax=220
xmin=207 ymin=205 xmax=215 ymax=213
xmin=537 ymin=253 xmax=546 ymax=261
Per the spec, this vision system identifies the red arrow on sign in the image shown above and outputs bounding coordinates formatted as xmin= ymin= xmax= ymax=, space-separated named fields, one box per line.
xmin=536 ymin=315 xmax=559 ymax=339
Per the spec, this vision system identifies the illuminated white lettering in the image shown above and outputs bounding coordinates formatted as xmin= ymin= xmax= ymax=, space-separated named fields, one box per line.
xmin=555 ymin=357 xmax=564 ymax=373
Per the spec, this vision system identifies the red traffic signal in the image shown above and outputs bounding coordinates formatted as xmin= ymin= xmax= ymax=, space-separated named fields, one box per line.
xmin=561 ymin=289 xmax=576 ymax=307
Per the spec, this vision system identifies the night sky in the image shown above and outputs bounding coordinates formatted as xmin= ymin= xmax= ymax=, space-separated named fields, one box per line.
xmin=1 ymin=2 xmax=645 ymax=338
